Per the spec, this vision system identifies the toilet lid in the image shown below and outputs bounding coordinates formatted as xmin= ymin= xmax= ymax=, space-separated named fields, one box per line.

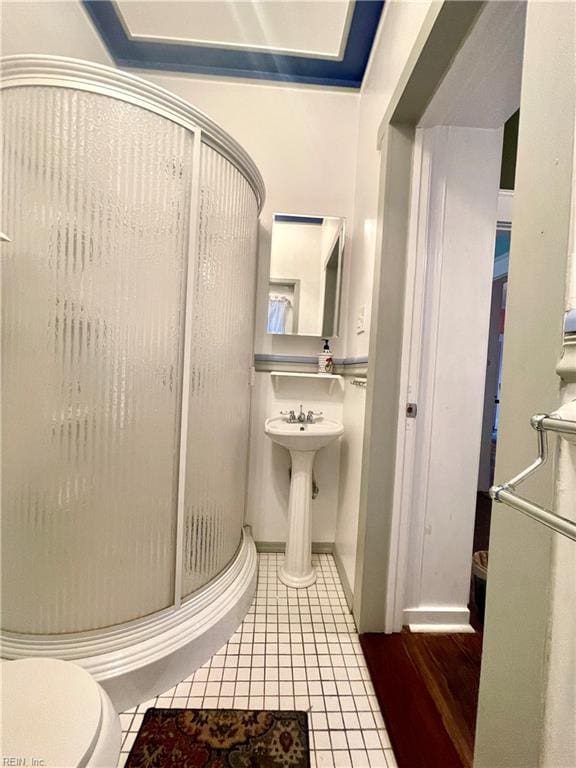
xmin=2 ymin=658 xmax=103 ymax=768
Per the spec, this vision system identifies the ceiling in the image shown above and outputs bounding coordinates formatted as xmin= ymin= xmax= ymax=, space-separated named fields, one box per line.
xmin=83 ymin=0 xmax=385 ymax=89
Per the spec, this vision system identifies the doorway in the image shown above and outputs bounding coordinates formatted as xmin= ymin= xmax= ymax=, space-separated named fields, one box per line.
xmin=355 ymin=1 xmax=575 ymax=767
xmin=473 ymin=113 xmax=518 ymax=630
xmin=386 ymin=0 xmax=525 ymax=634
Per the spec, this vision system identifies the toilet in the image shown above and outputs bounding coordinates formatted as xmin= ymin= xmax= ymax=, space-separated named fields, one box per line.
xmin=2 ymin=658 xmax=121 ymax=767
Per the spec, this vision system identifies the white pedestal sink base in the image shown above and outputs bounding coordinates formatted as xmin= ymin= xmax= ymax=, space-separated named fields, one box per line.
xmin=279 ymin=567 xmax=317 ymax=589
xmin=264 ymin=415 xmax=344 ymax=591
xmin=279 ymin=449 xmax=317 ymax=589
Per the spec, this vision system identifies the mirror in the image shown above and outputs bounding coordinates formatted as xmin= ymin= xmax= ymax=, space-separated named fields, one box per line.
xmin=266 ymin=213 xmax=345 ymax=337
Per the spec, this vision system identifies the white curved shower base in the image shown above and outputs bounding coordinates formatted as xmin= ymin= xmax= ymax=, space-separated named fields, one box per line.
xmin=1 ymin=528 xmax=257 ymax=712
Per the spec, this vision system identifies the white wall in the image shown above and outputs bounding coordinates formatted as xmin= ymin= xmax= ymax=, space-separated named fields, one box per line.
xmin=544 ymin=404 xmax=576 ymax=768
xmin=542 ymin=115 xmax=576 ymax=763
xmin=0 ymin=1 xmax=112 ymax=63
xmin=334 ymin=0 xmax=435 ymax=594
xmin=543 ymin=41 xmax=576 ymax=757
xmin=534 ymin=29 xmax=576 ymax=765
xmin=475 ymin=2 xmax=575 ymax=762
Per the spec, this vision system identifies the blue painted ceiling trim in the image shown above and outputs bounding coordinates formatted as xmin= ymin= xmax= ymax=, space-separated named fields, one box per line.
xmin=275 ymin=215 xmax=324 ymax=225
xmin=83 ymin=0 xmax=385 ymax=89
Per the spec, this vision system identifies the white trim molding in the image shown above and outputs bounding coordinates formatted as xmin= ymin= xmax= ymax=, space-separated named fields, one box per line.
xmin=0 ymin=55 xmax=265 ymax=211
xmin=333 ymin=547 xmax=354 ymax=611
xmin=1 ymin=529 xmax=257 ymax=712
xmin=557 ymin=337 xmax=576 ymax=383
xmin=403 ymin=606 xmax=474 ymax=634
xmin=497 ymin=189 xmax=514 ymax=223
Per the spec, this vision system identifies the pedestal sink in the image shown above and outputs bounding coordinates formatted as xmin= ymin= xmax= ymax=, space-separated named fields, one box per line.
xmin=265 ymin=415 xmax=344 ymax=588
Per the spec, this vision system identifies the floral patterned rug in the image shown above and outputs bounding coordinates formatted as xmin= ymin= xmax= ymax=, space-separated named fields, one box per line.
xmin=125 ymin=708 xmax=310 ymax=767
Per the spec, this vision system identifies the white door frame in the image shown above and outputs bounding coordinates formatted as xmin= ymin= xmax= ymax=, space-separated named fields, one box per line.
xmin=384 ymin=127 xmax=431 ymax=631
xmin=385 ymin=126 xmax=506 ymax=632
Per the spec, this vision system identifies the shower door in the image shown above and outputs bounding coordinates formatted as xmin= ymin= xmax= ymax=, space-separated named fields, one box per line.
xmin=180 ymin=145 xmax=259 ymax=597
xmin=1 ymin=86 xmax=194 ymax=633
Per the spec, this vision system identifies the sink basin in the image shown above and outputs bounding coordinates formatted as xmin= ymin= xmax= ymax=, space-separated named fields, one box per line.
xmin=264 ymin=416 xmax=344 ymax=452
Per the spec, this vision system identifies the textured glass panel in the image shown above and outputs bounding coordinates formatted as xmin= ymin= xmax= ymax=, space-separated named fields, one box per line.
xmin=182 ymin=145 xmax=258 ymax=596
xmin=1 ymin=87 xmax=193 ymax=633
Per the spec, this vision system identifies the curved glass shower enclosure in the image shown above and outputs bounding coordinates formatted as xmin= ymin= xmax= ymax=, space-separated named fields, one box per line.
xmin=1 ymin=57 xmax=264 ymax=649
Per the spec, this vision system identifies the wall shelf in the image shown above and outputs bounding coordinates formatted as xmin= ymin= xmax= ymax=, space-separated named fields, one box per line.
xmin=270 ymin=371 xmax=343 ymax=395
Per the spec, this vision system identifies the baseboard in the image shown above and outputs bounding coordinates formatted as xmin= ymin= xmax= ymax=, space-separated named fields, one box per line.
xmin=255 ymin=541 xmax=334 ymax=554
xmin=333 ymin=547 xmax=354 ymax=611
xmin=403 ymin=606 xmax=474 ymax=633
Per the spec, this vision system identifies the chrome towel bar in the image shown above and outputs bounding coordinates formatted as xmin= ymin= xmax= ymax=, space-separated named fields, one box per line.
xmin=490 ymin=408 xmax=576 ymax=541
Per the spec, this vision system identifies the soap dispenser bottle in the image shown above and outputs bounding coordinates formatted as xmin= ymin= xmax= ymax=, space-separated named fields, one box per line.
xmin=318 ymin=339 xmax=333 ymax=374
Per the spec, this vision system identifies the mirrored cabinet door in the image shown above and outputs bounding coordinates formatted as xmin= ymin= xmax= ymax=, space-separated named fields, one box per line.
xmin=266 ymin=213 xmax=344 ymax=337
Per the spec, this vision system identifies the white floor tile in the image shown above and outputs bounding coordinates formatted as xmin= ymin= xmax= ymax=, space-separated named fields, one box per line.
xmin=314 ymin=731 xmax=331 ymax=750
xmin=384 ymin=749 xmax=399 ymax=768
xmin=118 ymin=713 xmax=133 ymax=732
xmin=330 ymin=731 xmax=348 ymax=750
xmin=346 ymin=730 xmax=365 ymax=749
xmin=367 ymin=749 xmax=389 ymax=767
xmin=117 ymin=554 xmax=397 ymax=768
xmin=362 ymin=730 xmax=382 ymax=749
xmin=316 ymin=750 xmax=335 ymax=767
xmin=350 ymin=749 xmax=370 ymax=767
xmin=333 ymin=751 xmax=352 ymax=767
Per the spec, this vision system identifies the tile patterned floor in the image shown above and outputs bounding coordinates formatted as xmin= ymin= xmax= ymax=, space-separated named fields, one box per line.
xmin=118 ymin=553 xmax=398 ymax=768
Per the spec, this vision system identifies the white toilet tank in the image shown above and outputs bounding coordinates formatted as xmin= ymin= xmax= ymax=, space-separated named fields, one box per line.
xmin=1 ymin=658 xmax=121 ymax=767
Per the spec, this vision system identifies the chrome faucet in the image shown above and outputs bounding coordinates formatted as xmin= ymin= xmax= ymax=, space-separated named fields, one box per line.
xmin=280 ymin=406 xmax=323 ymax=424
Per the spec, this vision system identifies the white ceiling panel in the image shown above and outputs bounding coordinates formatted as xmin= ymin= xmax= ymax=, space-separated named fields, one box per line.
xmin=116 ymin=0 xmax=354 ymax=59
xmin=84 ymin=0 xmax=385 ymax=88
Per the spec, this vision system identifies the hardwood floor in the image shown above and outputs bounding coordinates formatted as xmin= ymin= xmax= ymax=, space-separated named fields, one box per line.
xmin=361 ymin=632 xmax=483 ymax=768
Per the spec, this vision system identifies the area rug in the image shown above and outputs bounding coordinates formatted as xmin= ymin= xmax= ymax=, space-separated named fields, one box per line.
xmin=125 ymin=708 xmax=310 ymax=767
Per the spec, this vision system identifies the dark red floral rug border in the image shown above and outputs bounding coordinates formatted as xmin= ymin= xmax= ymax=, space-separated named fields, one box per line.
xmin=126 ymin=708 xmax=310 ymax=767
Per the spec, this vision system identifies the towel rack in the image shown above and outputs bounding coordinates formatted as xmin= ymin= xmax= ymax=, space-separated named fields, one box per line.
xmin=490 ymin=409 xmax=576 ymax=541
